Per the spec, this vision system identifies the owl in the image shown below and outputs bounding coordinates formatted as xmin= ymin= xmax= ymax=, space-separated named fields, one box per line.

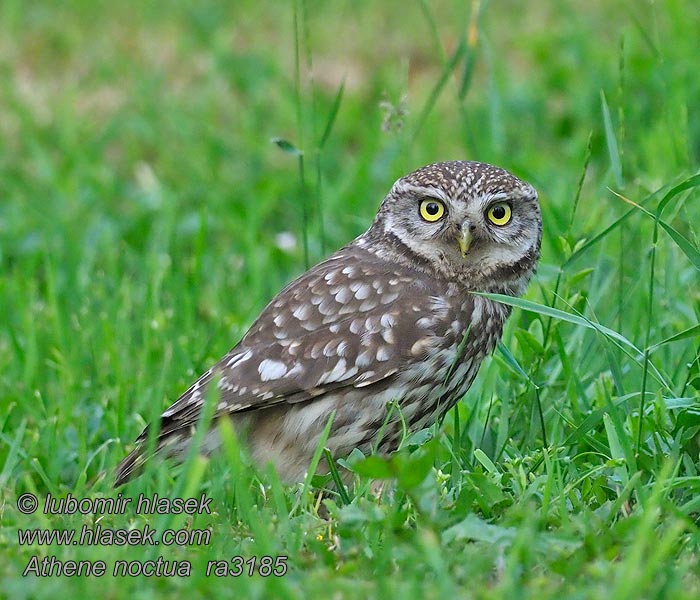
xmin=115 ymin=160 xmax=541 ymax=486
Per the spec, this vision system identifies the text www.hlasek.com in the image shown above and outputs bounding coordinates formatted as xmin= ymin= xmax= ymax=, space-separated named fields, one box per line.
xmin=18 ymin=524 xmax=210 ymax=547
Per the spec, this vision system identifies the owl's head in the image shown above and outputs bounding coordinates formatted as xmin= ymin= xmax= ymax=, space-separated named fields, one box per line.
xmin=365 ymin=160 xmax=541 ymax=293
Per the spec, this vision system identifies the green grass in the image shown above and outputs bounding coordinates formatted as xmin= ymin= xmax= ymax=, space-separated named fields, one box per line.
xmin=1 ymin=0 xmax=700 ymax=597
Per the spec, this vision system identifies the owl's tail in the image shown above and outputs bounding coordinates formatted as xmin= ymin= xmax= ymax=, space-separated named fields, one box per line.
xmin=114 ymin=443 xmax=149 ymax=487
xmin=114 ymin=424 xmax=208 ymax=487
xmin=114 ymin=423 xmax=163 ymax=486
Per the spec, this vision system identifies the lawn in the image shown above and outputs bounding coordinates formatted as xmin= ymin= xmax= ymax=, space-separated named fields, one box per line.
xmin=1 ymin=0 xmax=699 ymax=598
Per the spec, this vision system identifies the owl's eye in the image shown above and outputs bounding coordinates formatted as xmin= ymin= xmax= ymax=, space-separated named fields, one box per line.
xmin=419 ymin=199 xmax=446 ymax=222
xmin=486 ymin=203 xmax=512 ymax=226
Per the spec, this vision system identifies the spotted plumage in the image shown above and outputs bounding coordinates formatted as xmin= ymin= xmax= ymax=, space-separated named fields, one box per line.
xmin=115 ymin=160 xmax=541 ymax=486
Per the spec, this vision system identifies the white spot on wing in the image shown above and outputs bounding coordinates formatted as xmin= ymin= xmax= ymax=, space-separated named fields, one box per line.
xmin=336 ymin=365 xmax=359 ymax=381
xmin=359 ymin=299 xmax=378 ymax=311
xmin=218 ymin=377 xmax=236 ymax=391
xmin=356 ymin=349 xmax=374 ymax=367
xmin=318 ymin=297 xmax=336 ymax=316
xmin=354 ymin=370 xmax=376 ymax=386
xmin=258 ymin=359 xmax=288 ymax=381
xmin=380 ymin=313 xmax=396 ymax=328
xmin=323 ymin=340 xmax=340 ymax=357
xmin=293 ymin=304 xmax=311 ymax=320
xmin=349 ymin=318 xmax=364 ymax=334
xmin=318 ymin=358 xmax=347 ymax=385
xmin=376 ymin=346 xmax=392 ymax=361
xmin=411 ymin=338 xmax=432 ymax=356
xmin=334 ymin=287 xmax=352 ymax=304
xmin=227 ymin=350 xmax=253 ymax=368
xmin=416 ymin=317 xmax=436 ymax=329
xmin=354 ymin=283 xmax=371 ymax=300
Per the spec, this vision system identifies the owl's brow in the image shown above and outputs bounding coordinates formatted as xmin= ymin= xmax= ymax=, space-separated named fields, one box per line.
xmin=479 ymin=192 xmax=513 ymax=208
xmin=483 ymin=192 xmax=511 ymax=202
xmin=393 ymin=181 xmax=450 ymax=202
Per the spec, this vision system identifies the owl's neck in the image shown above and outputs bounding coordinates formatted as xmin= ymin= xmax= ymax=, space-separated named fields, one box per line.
xmin=354 ymin=231 xmax=536 ymax=298
xmin=481 ymin=275 xmax=532 ymax=297
xmin=355 ymin=229 xmax=438 ymax=274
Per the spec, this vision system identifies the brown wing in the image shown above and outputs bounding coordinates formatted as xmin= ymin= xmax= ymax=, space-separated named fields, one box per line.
xmin=115 ymin=243 xmax=462 ymax=485
xmin=158 ymin=243 xmax=456 ymax=429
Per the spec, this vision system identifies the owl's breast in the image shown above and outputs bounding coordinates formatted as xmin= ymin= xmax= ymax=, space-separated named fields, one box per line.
xmin=393 ymin=294 xmax=510 ymax=432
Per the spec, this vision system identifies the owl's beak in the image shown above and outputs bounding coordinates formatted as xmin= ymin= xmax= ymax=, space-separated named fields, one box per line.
xmin=458 ymin=225 xmax=473 ymax=257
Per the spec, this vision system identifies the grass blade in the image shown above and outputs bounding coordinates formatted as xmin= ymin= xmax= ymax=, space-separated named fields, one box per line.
xmin=657 ymin=173 xmax=700 ymax=215
xmin=476 ymin=292 xmax=638 ymax=351
xmin=657 ymin=220 xmax=700 ymax=271
xmin=319 ymin=80 xmax=345 ymax=149
xmin=300 ymin=411 xmax=336 ymax=501
xmin=600 ymin=90 xmax=623 ymax=186
xmin=412 ymin=39 xmax=466 ymax=140
xmin=649 ymin=324 xmax=700 ymax=350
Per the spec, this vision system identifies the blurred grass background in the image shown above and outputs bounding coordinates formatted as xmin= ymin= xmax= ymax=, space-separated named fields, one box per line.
xmin=1 ymin=0 xmax=699 ymax=598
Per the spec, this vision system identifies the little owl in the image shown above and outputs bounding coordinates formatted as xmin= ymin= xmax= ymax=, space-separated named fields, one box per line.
xmin=115 ymin=160 xmax=541 ymax=486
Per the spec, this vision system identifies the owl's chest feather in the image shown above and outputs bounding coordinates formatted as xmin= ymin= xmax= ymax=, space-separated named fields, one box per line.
xmin=396 ymin=296 xmax=509 ymax=429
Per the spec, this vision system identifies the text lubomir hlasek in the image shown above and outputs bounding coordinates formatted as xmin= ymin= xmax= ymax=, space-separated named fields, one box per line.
xmin=42 ymin=493 xmax=212 ymax=515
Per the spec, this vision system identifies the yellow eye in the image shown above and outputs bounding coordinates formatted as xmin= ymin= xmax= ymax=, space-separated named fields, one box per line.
xmin=486 ymin=203 xmax=512 ymax=226
xmin=419 ymin=199 xmax=446 ymax=222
